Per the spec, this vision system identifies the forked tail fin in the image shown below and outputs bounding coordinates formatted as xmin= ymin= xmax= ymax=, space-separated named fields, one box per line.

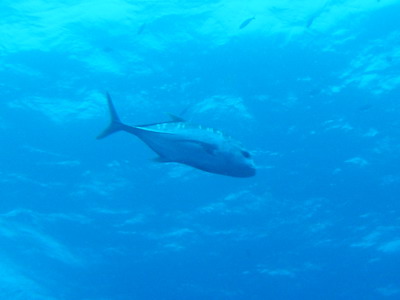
xmin=97 ymin=92 xmax=124 ymax=139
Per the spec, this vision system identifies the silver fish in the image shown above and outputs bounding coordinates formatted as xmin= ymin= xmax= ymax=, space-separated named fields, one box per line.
xmin=97 ymin=93 xmax=256 ymax=177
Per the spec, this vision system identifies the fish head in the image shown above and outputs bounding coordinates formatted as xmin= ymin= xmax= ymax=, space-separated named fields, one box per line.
xmin=221 ymin=146 xmax=256 ymax=177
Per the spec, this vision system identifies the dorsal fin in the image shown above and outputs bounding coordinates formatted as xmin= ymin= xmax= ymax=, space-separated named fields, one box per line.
xmin=133 ymin=113 xmax=186 ymax=128
xmin=167 ymin=113 xmax=185 ymax=122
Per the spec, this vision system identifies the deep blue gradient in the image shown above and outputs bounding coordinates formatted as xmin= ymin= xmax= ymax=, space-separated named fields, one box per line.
xmin=1 ymin=1 xmax=400 ymax=299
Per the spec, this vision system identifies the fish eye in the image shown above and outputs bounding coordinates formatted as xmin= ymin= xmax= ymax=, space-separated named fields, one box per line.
xmin=241 ymin=150 xmax=251 ymax=158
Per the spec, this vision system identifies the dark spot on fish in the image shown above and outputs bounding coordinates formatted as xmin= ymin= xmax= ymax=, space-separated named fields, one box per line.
xmin=241 ymin=150 xmax=251 ymax=158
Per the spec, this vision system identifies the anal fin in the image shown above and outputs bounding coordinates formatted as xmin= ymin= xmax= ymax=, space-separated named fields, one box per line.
xmin=153 ymin=156 xmax=173 ymax=163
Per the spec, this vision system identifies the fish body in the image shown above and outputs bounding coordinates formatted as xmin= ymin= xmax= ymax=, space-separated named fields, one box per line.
xmin=97 ymin=93 xmax=256 ymax=177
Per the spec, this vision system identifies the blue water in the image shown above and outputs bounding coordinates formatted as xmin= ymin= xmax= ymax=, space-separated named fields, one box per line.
xmin=1 ymin=1 xmax=400 ymax=299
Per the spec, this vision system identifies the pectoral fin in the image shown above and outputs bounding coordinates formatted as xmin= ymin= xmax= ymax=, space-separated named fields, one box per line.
xmin=200 ymin=142 xmax=218 ymax=155
xmin=178 ymin=140 xmax=218 ymax=155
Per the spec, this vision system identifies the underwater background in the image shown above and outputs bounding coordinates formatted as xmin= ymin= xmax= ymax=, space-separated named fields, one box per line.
xmin=1 ymin=0 xmax=400 ymax=299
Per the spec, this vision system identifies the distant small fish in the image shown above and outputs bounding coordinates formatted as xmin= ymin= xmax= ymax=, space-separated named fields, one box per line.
xmin=306 ymin=15 xmax=316 ymax=28
xmin=305 ymin=0 xmax=334 ymax=29
xmin=102 ymin=46 xmax=113 ymax=53
xmin=308 ymin=88 xmax=322 ymax=97
xmin=137 ymin=23 xmax=146 ymax=35
xmin=358 ymin=104 xmax=373 ymax=112
xmin=239 ymin=17 xmax=255 ymax=29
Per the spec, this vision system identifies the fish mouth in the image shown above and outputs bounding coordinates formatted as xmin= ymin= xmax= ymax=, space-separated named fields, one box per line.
xmin=233 ymin=165 xmax=256 ymax=178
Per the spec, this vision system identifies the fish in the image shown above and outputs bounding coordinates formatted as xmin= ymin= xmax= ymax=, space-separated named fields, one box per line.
xmin=305 ymin=0 xmax=336 ymax=29
xmin=137 ymin=23 xmax=146 ymax=35
xmin=358 ymin=104 xmax=373 ymax=112
xmin=97 ymin=93 xmax=256 ymax=178
xmin=239 ymin=17 xmax=255 ymax=29
xmin=306 ymin=15 xmax=317 ymax=28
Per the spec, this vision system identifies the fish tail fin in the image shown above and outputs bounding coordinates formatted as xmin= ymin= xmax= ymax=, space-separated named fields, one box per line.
xmin=97 ymin=92 xmax=125 ymax=139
